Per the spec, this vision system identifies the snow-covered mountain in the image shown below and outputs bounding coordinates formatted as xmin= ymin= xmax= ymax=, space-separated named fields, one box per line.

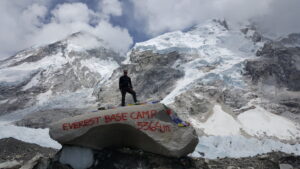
xmin=97 ymin=20 xmax=300 ymax=158
xmin=0 ymin=19 xmax=299 ymax=159
xmin=0 ymin=32 xmax=123 ymax=148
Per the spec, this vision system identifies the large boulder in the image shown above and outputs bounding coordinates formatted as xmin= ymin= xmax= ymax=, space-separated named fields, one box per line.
xmin=49 ymin=103 xmax=198 ymax=157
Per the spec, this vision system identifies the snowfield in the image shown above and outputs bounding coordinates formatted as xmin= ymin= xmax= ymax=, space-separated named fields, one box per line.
xmin=190 ymin=104 xmax=300 ymax=158
xmin=0 ymin=122 xmax=61 ymax=149
xmin=192 ymin=135 xmax=300 ymax=159
xmin=132 ymin=20 xmax=300 ymax=158
xmin=190 ymin=104 xmax=300 ymax=141
xmin=238 ymin=106 xmax=300 ymax=141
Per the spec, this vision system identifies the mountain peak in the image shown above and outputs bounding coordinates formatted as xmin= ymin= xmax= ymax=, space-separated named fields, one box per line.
xmin=0 ymin=30 xmax=121 ymax=119
xmin=59 ymin=31 xmax=107 ymax=52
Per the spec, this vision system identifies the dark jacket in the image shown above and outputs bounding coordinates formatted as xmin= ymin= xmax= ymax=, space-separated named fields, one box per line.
xmin=119 ymin=75 xmax=132 ymax=90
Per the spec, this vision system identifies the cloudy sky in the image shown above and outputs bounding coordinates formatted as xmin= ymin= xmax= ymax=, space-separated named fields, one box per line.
xmin=0 ymin=0 xmax=299 ymax=59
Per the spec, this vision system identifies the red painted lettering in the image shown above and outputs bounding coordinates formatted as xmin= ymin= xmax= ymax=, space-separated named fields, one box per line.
xmin=142 ymin=111 xmax=149 ymax=118
xmin=62 ymin=123 xmax=69 ymax=130
xmin=136 ymin=112 xmax=143 ymax=119
xmin=130 ymin=110 xmax=157 ymax=120
xmin=130 ymin=112 xmax=137 ymax=119
xmin=62 ymin=116 xmax=101 ymax=130
xmin=73 ymin=122 xmax=80 ymax=129
xmin=122 ymin=112 xmax=128 ymax=121
xmin=105 ymin=113 xmax=128 ymax=123
xmin=150 ymin=110 xmax=157 ymax=118
xmin=136 ymin=121 xmax=171 ymax=133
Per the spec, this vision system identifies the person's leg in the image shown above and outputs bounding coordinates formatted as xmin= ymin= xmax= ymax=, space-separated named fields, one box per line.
xmin=121 ymin=89 xmax=126 ymax=106
xmin=128 ymin=88 xmax=137 ymax=103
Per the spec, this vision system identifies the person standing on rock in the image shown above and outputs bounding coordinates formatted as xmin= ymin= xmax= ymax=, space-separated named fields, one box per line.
xmin=119 ymin=70 xmax=137 ymax=106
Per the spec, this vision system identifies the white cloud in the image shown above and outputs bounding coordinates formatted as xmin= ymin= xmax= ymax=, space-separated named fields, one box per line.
xmin=130 ymin=0 xmax=300 ymax=36
xmin=51 ymin=3 xmax=92 ymax=24
xmin=0 ymin=0 xmax=50 ymax=58
xmin=1 ymin=0 xmax=299 ymax=59
xmin=0 ymin=1 xmax=132 ymax=59
xmin=21 ymin=4 xmax=48 ymax=28
xmin=100 ymin=0 xmax=122 ymax=17
xmin=33 ymin=2 xmax=132 ymax=53
xmin=93 ymin=20 xmax=132 ymax=52
xmin=254 ymin=0 xmax=300 ymax=36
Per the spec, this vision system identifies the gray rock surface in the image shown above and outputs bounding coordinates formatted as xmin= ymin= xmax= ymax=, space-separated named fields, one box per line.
xmin=95 ymin=51 xmax=184 ymax=107
xmin=280 ymin=163 xmax=293 ymax=169
xmin=280 ymin=33 xmax=300 ymax=47
xmin=15 ymin=108 xmax=96 ymax=128
xmin=49 ymin=103 xmax=198 ymax=158
xmin=0 ymin=137 xmax=57 ymax=169
xmin=246 ymin=41 xmax=300 ymax=91
xmin=245 ymin=37 xmax=300 ymax=114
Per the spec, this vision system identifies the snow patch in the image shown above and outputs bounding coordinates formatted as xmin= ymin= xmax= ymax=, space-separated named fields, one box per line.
xmin=133 ymin=21 xmax=226 ymax=53
xmin=191 ymin=135 xmax=300 ymax=159
xmin=188 ymin=104 xmax=300 ymax=158
xmin=0 ymin=53 xmax=67 ymax=85
xmin=0 ymin=89 xmax=96 ymax=123
xmin=22 ymin=72 xmax=40 ymax=91
xmin=191 ymin=104 xmax=300 ymax=141
xmin=0 ymin=123 xmax=61 ymax=149
xmin=0 ymin=69 xmax=35 ymax=84
xmin=0 ymin=99 xmax=8 ymax=104
xmin=238 ymin=106 xmax=300 ymax=140
xmin=37 ymin=90 xmax=53 ymax=105
xmin=191 ymin=105 xmax=241 ymax=136
xmin=80 ymin=58 xmax=119 ymax=82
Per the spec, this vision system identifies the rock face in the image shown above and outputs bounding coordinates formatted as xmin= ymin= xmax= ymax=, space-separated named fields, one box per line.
xmin=0 ymin=137 xmax=57 ymax=169
xmin=95 ymin=51 xmax=184 ymax=107
xmin=246 ymin=41 xmax=300 ymax=91
xmin=245 ymin=37 xmax=300 ymax=114
xmin=49 ymin=103 xmax=199 ymax=158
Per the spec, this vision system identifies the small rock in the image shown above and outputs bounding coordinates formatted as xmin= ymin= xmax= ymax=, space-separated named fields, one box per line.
xmin=279 ymin=163 xmax=293 ymax=169
xmin=0 ymin=160 xmax=21 ymax=169
xmin=15 ymin=155 xmax=22 ymax=159
xmin=20 ymin=153 xmax=43 ymax=169
xmin=227 ymin=166 xmax=240 ymax=169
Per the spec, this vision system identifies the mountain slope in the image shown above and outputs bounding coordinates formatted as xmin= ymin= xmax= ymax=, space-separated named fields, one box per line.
xmin=96 ymin=20 xmax=300 ymax=158
xmin=0 ymin=32 xmax=123 ymax=147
